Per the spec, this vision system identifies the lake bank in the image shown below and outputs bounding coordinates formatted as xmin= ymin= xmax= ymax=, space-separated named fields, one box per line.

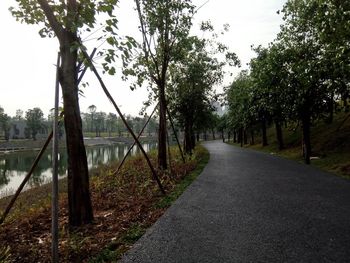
xmin=0 ymin=145 xmax=209 ymax=262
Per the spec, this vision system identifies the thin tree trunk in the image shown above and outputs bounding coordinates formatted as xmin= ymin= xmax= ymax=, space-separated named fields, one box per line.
xmin=326 ymin=93 xmax=334 ymax=123
xmin=240 ymin=127 xmax=243 ymax=147
xmin=158 ymin=85 xmax=167 ymax=169
xmin=275 ymin=121 xmax=284 ymax=150
xmin=302 ymin=113 xmax=311 ymax=165
xmin=184 ymin=121 xmax=192 ymax=154
xmin=250 ymin=129 xmax=254 ymax=145
xmin=243 ymin=129 xmax=248 ymax=145
xmin=261 ymin=118 xmax=268 ymax=146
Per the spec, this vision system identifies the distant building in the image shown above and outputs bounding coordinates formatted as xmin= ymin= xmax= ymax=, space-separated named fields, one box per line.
xmin=9 ymin=120 xmax=49 ymax=139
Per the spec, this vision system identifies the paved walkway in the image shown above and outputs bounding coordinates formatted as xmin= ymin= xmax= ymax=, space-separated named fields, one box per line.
xmin=120 ymin=141 xmax=350 ymax=262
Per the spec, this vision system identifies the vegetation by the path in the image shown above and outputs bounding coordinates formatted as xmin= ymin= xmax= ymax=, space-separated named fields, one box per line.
xmin=228 ymin=112 xmax=350 ymax=179
xmin=0 ymin=145 xmax=209 ymax=262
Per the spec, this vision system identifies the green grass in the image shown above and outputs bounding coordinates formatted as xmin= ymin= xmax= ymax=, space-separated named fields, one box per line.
xmin=228 ymin=112 xmax=350 ymax=179
xmin=155 ymin=145 xmax=210 ymax=209
xmin=88 ymin=224 xmax=146 ymax=263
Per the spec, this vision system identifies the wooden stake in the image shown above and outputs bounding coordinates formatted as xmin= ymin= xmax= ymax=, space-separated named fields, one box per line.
xmin=113 ymin=103 xmax=158 ymax=176
xmin=80 ymin=46 xmax=165 ymax=195
xmin=166 ymin=106 xmax=186 ymax=163
xmin=51 ymin=52 xmax=60 ymax=263
xmin=0 ymin=132 xmax=53 ymax=225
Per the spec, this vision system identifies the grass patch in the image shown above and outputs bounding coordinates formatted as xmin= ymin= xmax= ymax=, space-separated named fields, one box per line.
xmin=155 ymin=146 xmax=209 ymax=209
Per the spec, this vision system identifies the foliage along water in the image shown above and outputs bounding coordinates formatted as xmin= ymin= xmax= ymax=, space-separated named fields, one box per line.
xmin=0 ymin=142 xmax=156 ymax=198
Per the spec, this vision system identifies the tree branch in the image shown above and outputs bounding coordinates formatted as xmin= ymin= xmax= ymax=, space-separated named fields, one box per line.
xmin=37 ymin=0 xmax=64 ymax=40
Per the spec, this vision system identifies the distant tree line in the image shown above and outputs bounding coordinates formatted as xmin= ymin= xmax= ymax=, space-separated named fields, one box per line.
xmin=0 ymin=105 xmax=160 ymax=141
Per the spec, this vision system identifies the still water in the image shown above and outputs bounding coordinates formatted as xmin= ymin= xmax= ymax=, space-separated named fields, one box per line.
xmin=0 ymin=142 xmax=156 ymax=198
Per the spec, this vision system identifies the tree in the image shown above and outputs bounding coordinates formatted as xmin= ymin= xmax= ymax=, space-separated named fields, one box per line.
xmin=276 ymin=0 xmax=331 ymax=164
xmin=123 ymin=0 xmax=195 ymax=169
xmin=226 ymin=71 xmax=255 ymax=147
xmin=15 ymin=109 xmax=24 ymax=121
xmin=95 ymin=111 xmax=106 ymax=137
xmin=168 ymin=35 xmax=227 ymax=154
xmin=25 ymin=108 xmax=44 ymax=140
xmin=106 ymin=113 xmax=118 ymax=137
xmin=87 ymin=105 xmax=97 ymax=134
xmin=0 ymin=107 xmax=11 ymax=141
xmin=11 ymin=0 xmax=120 ymax=226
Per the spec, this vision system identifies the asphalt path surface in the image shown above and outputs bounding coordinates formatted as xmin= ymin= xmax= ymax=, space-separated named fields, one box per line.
xmin=120 ymin=140 xmax=350 ymax=262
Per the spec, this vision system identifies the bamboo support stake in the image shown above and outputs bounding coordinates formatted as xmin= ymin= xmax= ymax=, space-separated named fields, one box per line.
xmin=166 ymin=127 xmax=174 ymax=178
xmin=0 ymin=132 xmax=53 ymax=225
xmin=51 ymin=52 xmax=60 ymax=263
xmin=80 ymin=46 xmax=165 ymax=195
xmin=113 ymin=103 xmax=158 ymax=176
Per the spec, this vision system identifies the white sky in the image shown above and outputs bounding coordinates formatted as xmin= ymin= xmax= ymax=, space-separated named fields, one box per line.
xmin=0 ymin=0 xmax=286 ymax=118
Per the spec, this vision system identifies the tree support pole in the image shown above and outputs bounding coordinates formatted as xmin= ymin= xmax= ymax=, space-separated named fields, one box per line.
xmin=80 ymin=46 xmax=165 ymax=195
xmin=0 ymin=132 xmax=53 ymax=225
xmin=51 ymin=52 xmax=60 ymax=263
xmin=77 ymin=48 xmax=97 ymax=84
xmin=113 ymin=103 xmax=158 ymax=176
xmin=166 ymin=127 xmax=174 ymax=178
xmin=166 ymin=106 xmax=185 ymax=163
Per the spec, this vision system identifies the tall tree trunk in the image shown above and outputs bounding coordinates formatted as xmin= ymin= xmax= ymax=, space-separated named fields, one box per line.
xmin=158 ymin=85 xmax=167 ymax=169
xmin=191 ymin=129 xmax=196 ymax=150
xmin=228 ymin=131 xmax=231 ymax=142
xmin=301 ymin=112 xmax=311 ymax=165
xmin=239 ymin=127 xmax=243 ymax=147
xmin=184 ymin=120 xmax=193 ymax=154
xmin=250 ymin=129 xmax=254 ymax=145
xmin=60 ymin=36 xmax=93 ymax=226
xmin=243 ymin=129 xmax=248 ymax=145
xmin=275 ymin=121 xmax=284 ymax=150
xmin=261 ymin=118 xmax=268 ymax=146
xmin=212 ymin=129 xmax=215 ymax=140
xmin=233 ymin=130 xmax=237 ymax=143
xmin=196 ymin=132 xmax=200 ymax=142
xmin=326 ymin=92 xmax=334 ymax=123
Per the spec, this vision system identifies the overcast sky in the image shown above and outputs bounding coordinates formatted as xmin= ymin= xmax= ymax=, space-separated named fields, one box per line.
xmin=0 ymin=0 xmax=286 ymax=118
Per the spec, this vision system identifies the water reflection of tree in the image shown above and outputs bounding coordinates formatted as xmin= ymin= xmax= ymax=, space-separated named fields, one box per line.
xmin=0 ymin=143 xmax=157 ymax=191
xmin=0 ymin=159 xmax=10 ymax=186
xmin=0 ymin=150 xmax=68 ymax=188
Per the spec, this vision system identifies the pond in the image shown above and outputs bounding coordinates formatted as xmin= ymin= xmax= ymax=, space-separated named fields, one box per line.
xmin=0 ymin=142 xmax=157 ymax=198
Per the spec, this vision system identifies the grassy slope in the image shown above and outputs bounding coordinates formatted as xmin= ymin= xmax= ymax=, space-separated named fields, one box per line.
xmin=229 ymin=112 xmax=350 ymax=179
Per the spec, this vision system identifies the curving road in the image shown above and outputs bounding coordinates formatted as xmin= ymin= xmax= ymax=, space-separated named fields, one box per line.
xmin=120 ymin=140 xmax=350 ymax=262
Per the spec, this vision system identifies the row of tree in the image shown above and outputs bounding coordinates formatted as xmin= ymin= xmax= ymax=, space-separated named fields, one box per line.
xmin=226 ymin=0 xmax=350 ymax=164
xmin=0 ymin=105 xmax=161 ymax=141
xmin=10 ymin=0 xmax=235 ymax=227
